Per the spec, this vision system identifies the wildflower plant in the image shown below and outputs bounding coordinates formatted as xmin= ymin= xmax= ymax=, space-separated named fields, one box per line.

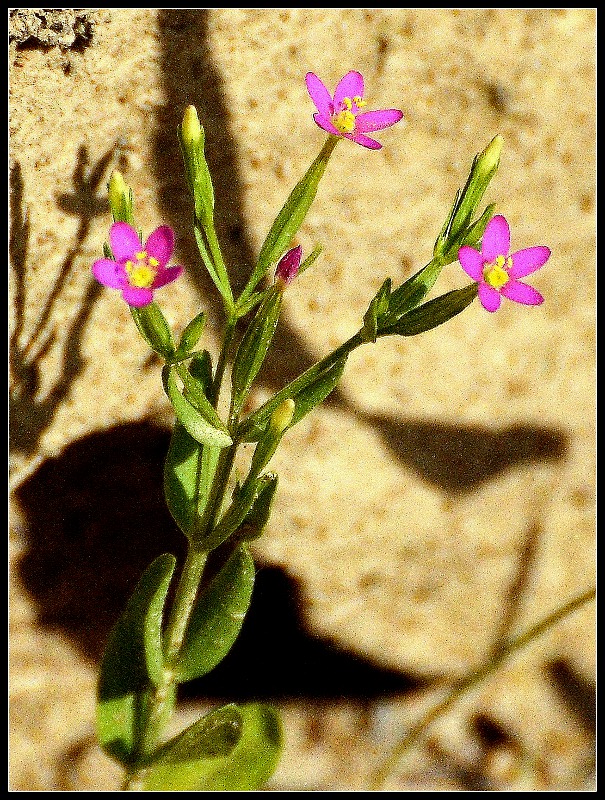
xmin=89 ymin=70 xmax=574 ymax=792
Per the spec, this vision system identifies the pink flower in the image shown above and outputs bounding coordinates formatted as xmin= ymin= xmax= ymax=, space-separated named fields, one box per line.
xmin=305 ymin=71 xmax=403 ymax=150
xmin=274 ymin=245 xmax=302 ymax=287
xmin=458 ymin=215 xmax=550 ymax=312
xmin=92 ymin=222 xmax=183 ymax=307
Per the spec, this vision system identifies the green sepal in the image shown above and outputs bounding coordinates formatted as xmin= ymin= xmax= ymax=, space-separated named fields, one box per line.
xmin=240 ymin=136 xmax=338 ymax=304
xmin=201 ymin=474 xmax=265 ymax=551
xmin=457 ymin=202 xmax=496 ymax=250
xmin=174 ymin=311 xmax=207 ymax=360
xmin=237 ymin=473 xmax=278 ymax=541
xmin=174 ymin=544 xmax=255 ymax=682
xmin=163 ymin=366 xmax=232 ymax=449
xmin=381 ymin=283 xmax=478 ymax=338
xmin=298 ymin=243 xmax=323 ymax=276
xmin=239 ymin=354 xmax=347 ymax=443
xmin=141 ymin=702 xmax=282 ymax=792
xmin=96 ymin=554 xmax=176 ymax=765
xmin=360 ymin=278 xmax=392 ymax=343
xmin=231 ymin=288 xmax=283 ymax=416
xmin=178 ymin=120 xmax=214 ymax=229
xmin=131 ymin=303 xmax=176 ymax=360
xmin=108 ymin=172 xmax=136 ymax=227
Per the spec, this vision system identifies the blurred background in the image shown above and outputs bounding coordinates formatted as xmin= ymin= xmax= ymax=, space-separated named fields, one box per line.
xmin=10 ymin=9 xmax=595 ymax=790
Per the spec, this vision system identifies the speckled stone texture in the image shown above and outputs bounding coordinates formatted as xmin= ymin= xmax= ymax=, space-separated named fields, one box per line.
xmin=10 ymin=8 xmax=595 ymax=791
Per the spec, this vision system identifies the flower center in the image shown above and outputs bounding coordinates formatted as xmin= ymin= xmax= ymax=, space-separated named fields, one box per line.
xmin=124 ymin=251 xmax=159 ymax=288
xmin=331 ymin=95 xmax=366 ymax=134
xmin=483 ymin=254 xmax=512 ymax=290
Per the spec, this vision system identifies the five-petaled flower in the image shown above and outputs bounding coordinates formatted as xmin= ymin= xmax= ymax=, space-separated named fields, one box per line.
xmin=305 ymin=71 xmax=403 ymax=150
xmin=458 ymin=214 xmax=550 ymax=312
xmin=92 ymin=222 xmax=183 ymax=307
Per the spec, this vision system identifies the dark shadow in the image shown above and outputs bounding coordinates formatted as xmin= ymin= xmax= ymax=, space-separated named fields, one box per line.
xmin=9 ymin=149 xmax=114 ymax=459
xmin=545 ymin=659 xmax=596 ymax=736
xmin=14 ymin=421 xmax=421 ymax=701
xmin=361 ymin=412 xmax=567 ymax=493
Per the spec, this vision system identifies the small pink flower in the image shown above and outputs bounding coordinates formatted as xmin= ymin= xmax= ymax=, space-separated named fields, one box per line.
xmin=305 ymin=71 xmax=403 ymax=150
xmin=274 ymin=245 xmax=302 ymax=287
xmin=92 ymin=222 xmax=183 ymax=307
xmin=458 ymin=215 xmax=550 ymax=312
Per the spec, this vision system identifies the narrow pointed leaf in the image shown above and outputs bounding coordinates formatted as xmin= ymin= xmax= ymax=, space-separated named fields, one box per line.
xmin=381 ymin=283 xmax=478 ymax=337
xmin=97 ymin=554 xmax=176 ymax=765
xmin=175 ymin=311 xmax=207 ymax=359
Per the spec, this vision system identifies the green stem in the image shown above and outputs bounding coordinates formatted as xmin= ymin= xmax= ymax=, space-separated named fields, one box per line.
xmin=369 ymin=587 xmax=596 ymax=790
xmin=236 ymin=330 xmax=365 ymax=441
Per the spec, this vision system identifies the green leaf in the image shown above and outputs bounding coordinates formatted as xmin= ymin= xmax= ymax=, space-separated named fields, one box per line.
xmin=381 ymin=283 xmax=478 ymax=338
xmin=97 ymin=554 xmax=176 ymax=765
xmin=238 ymin=473 xmax=278 ymax=541
xmin=240 ymin=136 xmax=338 ymax=303
xmin=141 ymin=705 xmax=243 ymax=791
xmin=131 ymin=303 xmax=175 ymax=359
xmin=360 ymin=278 xmax=392 ymax=343
xmin=177 ymin=365 xmax=228 ymax=433
xmin=175 ymin=311 xmax=207 ymax=359
xmin=163 ymin=366 xmax=232 ymax=449
xmin=231 ymin=288 xmax=283 ymax=416
xmin=175 ymin=544 xmax=255 ymax=682
xmin=385 ymin=259 xmax=445 ymax=322
xmin=142 ymin=703 xmax=282 ymax=791
xmin=164 ymin=423 xmax=201 ymax=537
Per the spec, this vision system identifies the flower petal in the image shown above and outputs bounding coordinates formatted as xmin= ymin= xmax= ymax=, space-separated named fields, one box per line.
xmin=122 ymin=286 xmax=154 ymax=307
xmin=481 ymin=215 xmax=510 ymax=261
xmin=500 ymin=279 xmax=544 ymax=306
xmin=509 ymin=246 xmax=551 ymax=278
xmin=478 ymin=282 xmax=502 ymax=312
xmin=354 ymin=109 xmax=404 ymax=133
xmin=333 ymin=71 xmax=364 ymax=108
xmin=458 ymin=245 xmax=484 ymax=281
xmin=152 ymin=265 xmax=184 ymax=289
xmin=109 ymin=222 xmax=141 ymax=261
xmin=313 ymin=113 xmax=341 ymax=136
xmin=305 ymin=72 xmax=333 ymax=115
xmin=92 ymin=258 xmax=128 ymax=289
xmin=349 ymin=132 xmax=382 ymax=150
xmin=145 ymin=225 xmax=174 ymax=267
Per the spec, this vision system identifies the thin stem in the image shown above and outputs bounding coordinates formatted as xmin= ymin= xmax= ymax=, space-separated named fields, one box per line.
xmin=369 ymin=587 xmax=595 ymax=790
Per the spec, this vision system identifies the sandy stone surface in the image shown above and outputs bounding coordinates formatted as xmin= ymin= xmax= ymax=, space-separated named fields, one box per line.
xmin=10 ymin=8 xmax=595 ymax=791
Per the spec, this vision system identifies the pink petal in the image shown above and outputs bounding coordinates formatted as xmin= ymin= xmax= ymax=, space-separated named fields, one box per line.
xmin=458 ymin=245 xmax=484 ymax=281
xmin=333 ymin=71 xmax=364 ymax=109
xmin=478 ymin=282 xmax=502 ymax=312
xmin=354 ymin=109 xmax=404 ymax=133
xmin=305 ymin=72 xmax=333 ymax=115
xmin=500 ymin=279 xmax=544 ymax=306
xmin=122 ymin=286 xmax=154 ymax=307
xmin=145 ymin=225 xmax=174 ymax=267
xmin=152 ymin=265 xmax=183 ymax=289
xmin=313 ymin=113 xmax=341 ymax=137
xmin=109 ymin=222 xmax=141 ymax=261
xmin=508 ymin=246 xmax=551 ymax=278
xmin=349 ymin=132 xmax=382 ymax=150
xmin=481 ymin=215 xmax=510 ymax=261
xmin=92 ymin=258 xmax=128 ymax=289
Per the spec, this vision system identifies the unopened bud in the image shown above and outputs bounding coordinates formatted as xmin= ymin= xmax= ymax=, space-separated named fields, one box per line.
xmin=107 ymin=170 xmax=134 ymax=224
xmin=274 ymin=246 xmax=303 ymax=288
xmin=476 ymin=134 xmax=503 ymax=179
xmin=181 ymin=105 xmax=203 ymax=146
xmin=269 ymin=398 xmax=295 ymax=434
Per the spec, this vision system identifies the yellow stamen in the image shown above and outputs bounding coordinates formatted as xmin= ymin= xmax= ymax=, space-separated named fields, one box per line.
xmin=483 ymin=254 xmax=512 ymax=290
xmin=333 ymin=109 xmax=356 ymax=134
xmin=342 ymin=97 xmax=353 ymax=111
xmin=353 ymin=95 xmax=367 ymax=108
xmin=128 ymin=264 xmax=156 ymax=288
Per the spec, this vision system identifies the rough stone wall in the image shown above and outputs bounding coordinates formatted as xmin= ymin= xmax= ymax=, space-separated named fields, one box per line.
xmin=10 ymin=9 xmax=595 ymax=791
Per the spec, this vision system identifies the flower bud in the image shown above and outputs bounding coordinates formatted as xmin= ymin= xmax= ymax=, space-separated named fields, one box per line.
xmin=181 ymin=105 xmax=203 ymax=147
xmin=274 ymin=246 xmax=303 ymax=288
xmin=107 ymin=170 xmax=134 ymax=225
xmin=269 ymin=398 xmax=295 ymax=434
